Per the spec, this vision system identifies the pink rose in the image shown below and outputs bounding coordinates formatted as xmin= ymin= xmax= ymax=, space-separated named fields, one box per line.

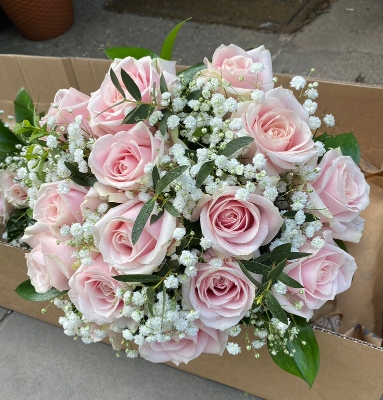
xmin=93 ymin=198 xmax=176 ymax=274
xmin=21 ymin=221 xmax=50 ymax=248
xmin=139 ymin=320 xmax=228 ymax=365
xmin=33 ymin=181 xmax=87 ymax=238
xmin=192 ymin=187 xmax=283 ymax=257
xmin=0 ymin=192 xmax=13 ymax=224
xmin=309 ymin=148 xmax=370 ymax=242
xmin=0 ymin=171 xmax=28 ymax=207
xmin=88 ymin=56 xmax=177 ymax=137
xmin=89 ymin=122 xmax=162 ymax=190
xmin=282 ymin=231 xmax=357 ymax=312
xmin=182 ymin=253 xmax=256 ymax=330
xmin=68 ymin=255 xmax=126 ymax=325
xmin=41 ymin=88 xmax=92 ymax=136
xmin=26 ymin=229 xmax=75 ymax=293
xmin=204 ymin=44 xmax=273 ymax=96
xmin=238 ymin=88 xmax=316 ymax=171
xmin=80 ymin=187 xmax=105 ymax=218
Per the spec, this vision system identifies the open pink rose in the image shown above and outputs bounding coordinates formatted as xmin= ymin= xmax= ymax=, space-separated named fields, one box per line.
xmin=182 ymin=253 xmax=256 ymax=330
xmin=281 ymin=231 xmax=357 ymax=313
xmin=139 ymin=320 xmax=228 ymax=365
xmin=88 ymin=56 xmax=177 ymax=137
xmin=89 ymin=122 xmax=162 ymax=190
xmin=204 ymin=44 xmax=273 ymax=95
xmin=26 ymin=229 xmax=75 ymax=293
xmin=0 ymin=171 xmax=28 ymax=208
xmin=192 ymin=187 xmax=283 ymax=257
xmin=33 ymin=181 xmax=87 ymax=238
xmin=308 ymin=148 xmax=369 ymax=243
xmin=21 ymin=222 xmax=50 ymax=248
xmin=41 ymin=88 xmax=92 ymax=136
xmin=0 ymin=193 xmax=13 ymax=224
xmin=237 ymin=88 xmax=316 ymax=171
xmin=68 ymin=255 xmax=126 ymax=325
xmin=93 ymin=198 xmax=176 ymax=274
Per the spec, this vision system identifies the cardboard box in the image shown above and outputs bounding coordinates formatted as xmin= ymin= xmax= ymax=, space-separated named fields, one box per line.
xmin=0 ymin=54 xmax=383 ymax=399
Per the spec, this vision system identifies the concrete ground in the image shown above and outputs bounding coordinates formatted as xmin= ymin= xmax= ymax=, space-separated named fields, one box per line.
xmin=0 ymin=0 xmax=382 ymax=399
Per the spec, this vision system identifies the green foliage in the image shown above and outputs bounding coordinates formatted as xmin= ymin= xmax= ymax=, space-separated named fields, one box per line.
xmin=104 ymin=47 xmax=158 ymax=60
xmin=15 ymin=279 xmax=67 ymax=301
xmin=177 ymin=63 xmax=205 ymax=85
xmin=283 ymin=210 xmax=317 ymax=222
xmin=14 ymin=88 xmax=36 ymax=125
xmin=268 ymin=316 xmax=320 ymax=388
xmin=217 ymin=136 xmax=254 ymax=157
xmin=122 ymin=104 xmax=154 ymax=124
xmin=334 ymin=238 xmax=348 ymax=253
xmin=264 ymin=291 xmax=288 ymax=324
xmin=160 ymin=18 xmax=190 ymax=61
xmin=196 ymin=160 xmax=214 ymax=188
xmin=0 ymin=120 xmax=24 ymax=162
xmin=155 ymin=165 xmax=188 ymax=194
xmin=131 ymin=198 xmax=156 ymax=245
xmin=109 ymin=68 xmax=126 ymax=99
xmin=5 ymin=208 xmax=32 ymax=243
xmin=164 ymin=201 xmax=180 ymax=217
xmin=150 ymin=209 xmax=164 ymax=225
xmin=64 ymin=162 xmax=97 ymax=187
xmin=159 ymin=73 xmax=169 ymax=94
xmin=113 ymin=274 xmax=161 ymax=285
xmin=121 ymin=69 xmax=142 ymax=102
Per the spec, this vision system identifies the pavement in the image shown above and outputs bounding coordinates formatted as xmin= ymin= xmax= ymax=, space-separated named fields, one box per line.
xmin=0 ymin=0 xmax=382 ymax=399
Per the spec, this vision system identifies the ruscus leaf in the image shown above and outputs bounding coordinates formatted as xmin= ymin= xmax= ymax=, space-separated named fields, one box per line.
xmin=318 ymin=132 xmax=360 ymax=165
xmin=104 ymin=47 xmax=158 ymax=60
xmin=160 ymin=18 xmax=191 ymax=61
xmin=14 ymin=88 xmax=36 ymax=124
xmin=334 ymin=238 xmax=348 ymax=253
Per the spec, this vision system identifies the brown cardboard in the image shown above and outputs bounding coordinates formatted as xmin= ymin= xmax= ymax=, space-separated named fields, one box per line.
xmin=0 ymin=54 xmax=383 ymax=400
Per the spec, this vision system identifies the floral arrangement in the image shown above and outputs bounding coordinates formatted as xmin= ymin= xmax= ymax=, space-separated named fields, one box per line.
xmin=0 ymin=21 xmax=369 ymax=387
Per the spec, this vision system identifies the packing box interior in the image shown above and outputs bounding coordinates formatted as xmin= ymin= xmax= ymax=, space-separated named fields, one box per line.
xmin=0 ymin=54 xmax=382 ymax=400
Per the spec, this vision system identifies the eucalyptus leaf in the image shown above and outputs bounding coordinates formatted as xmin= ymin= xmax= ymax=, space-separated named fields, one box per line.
xmin=270 ymin=243 xmax=292 ymax=266
xmin=177 ymin=63 xmax=205 ymax=85
xmin=267 ymin=258 xmax=287 ymax=282
xmin=238 ymin=261 xmax=266 ymax=291
xmin=268 ymin=316 xmax=320 ymax=388
xmin=14 ymin=88 xmax=36 ymax=124
xmin=146 ymin=286 xmax=156 ymax=315
xmin=152 ymin=165 xmax=160 ymax=189
xmin=288 ymin=252 xmax=312 ymax=260
xmin=109 ymin=68 xmax=126 ymax=99
xmin=121 ymin=69 xmax=141 ymax=102
xmin=131 ymin=198 xmax=156 ymax=245
xmin=264 ymin=291 xmax=288 ymax=324
xmin=278 ymin=272 xmax=304 ymax=289
xmin=196 ymin=161 xmax=214 ymax=188
xmin=15 ymin=279 xmax=67 ymax=301
xmin=150 ymin=209 xmax=164 ymax=225
xmin=159 ymin=109 xmax=172 ymax=135
xmin=122 ymin=104 xmax=154 ymax=124
xmin=160 ymin=18 xmax=191 ymax=61
xmin=155 ymin=165 xmax=188 ymax=194
xmin=104 ymin=47 xmax=158 ymax=60
xmin=218 ymin=136 xmax=254 ymax=157
xmin=164 ymin=201 xmax=181 ymax=217
xmin=238 ymin=259 xmax=271 ymax=275
xmin=114 ymin=274 xmax=161 ymax=284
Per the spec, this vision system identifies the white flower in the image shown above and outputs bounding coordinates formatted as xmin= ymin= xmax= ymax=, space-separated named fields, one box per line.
xmin=305 ymin=225 xmax=315 ymax=238
xmin=294 ymin=210 xmax=306 ymax=225
xmin=46 ymin=135 xmax=58 ymax=149
xmin=97 ymin=203 xmax=108 ymax=214
xmin=226 ymin=342 xmax=241 ymax=355
xmin=263 ymin=186 xmax=278 ymax=202
xmin=290 ymin=76 xmax=306 ymax=90
xmin=323 ymin=114 xmax=335 ymax=127
xmin=306 ymin=88 xmax=319 ymax=99
xmin=273 ymin=281 xmax=287 ymax=295
xmin=250 ymin=62 xmax=265 ymax=73
xmin=57 ymin=182 xmax=70 ymax=194
xmin=184 ymin=115 xmax=197 ymax=131
xmin=167 ymin=115 xmax=180 ymax=129
xmin=126 ymin=350 xmax=139 ymax=358
xmin=172 ymin=98 xmax=187 ymax=112
xmin=224 ymin=98 xmax=238 ymax=113
xmin=173 ymin=227 xmax=186 ymax=241
xmin=291 ymin=191 xmax=308 ymax=211
xmin=303 ymin=99 xmax=318 ymax=115
xmin=179 ymin=250 xmax=198 ymax=267
xmin=200 ymin=237 xmax=211 ymax=250
xmin=132 ymin=292 xmax=145 ymax=306
xmin=311 ymin=237 xmax=325 ymax=249
xmin=309 ymin=116 xmax=321 ymax=130
xmin=251 ymin=89 xmax=265 ymax=103
xmin=229 ymin=118 xmax=242 ymax=131
xmin=164 ymin=275 xmax=179 ymax=289
xmin=314 ymin=141 xmax=326 ymax=157
xmin=252 ymin=340 xmax=266 ymax=349
xmin=228 ymin=325 xmax=241 ymax=337
xmin=209 ymin=258 xmax=223 ymax=268
xmin=252 ymin=153 xmax=266 ymax=169
xmin=235 ymin=188 xmax=250 ymax=201
xmin=70 ymin=223 xmax=83 ymax=237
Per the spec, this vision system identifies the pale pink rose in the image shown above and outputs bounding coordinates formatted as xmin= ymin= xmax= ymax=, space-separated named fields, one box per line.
xmin=282 ymin=231 xmax=357 ymax=312
xmin=0 ymin=192 xmax=13 ymax=224
xmin=21 ymin=222 xmax=50 ymax=248
xmin=204 ymin=44 xmax=274 ymax=95
xmin=68 ymin=255 xmax=126 ymax=325
xmin=309 ymin=148 xmax=370 ymax=242
xmin=41 ymin=88 xmax=92 ymax=136
xmin=0 ymin=171 xmax=28 ymax=208
xmin=80 ymin=187 xmax=105 ymax=218
xmin=26 ymin=229 xmax=75 ymax=293
xmin=139 ymin=320 xmax=228 ymax=365
xmin=89 ymin=122 xmax=162 ymax=190
xmin=33 ymin=181 xmax=88 ymax=238
xmin=191 ymin=187 xmax=283 ymax=257
xmin=182 ymin=253 xmax=256 ymax=330
xmin=237 ymin=89 xmax=316 ymax=171
xmin=93 ymin=198 xmax=176 ymax=274
xmin=88 ymin=56 xmax=177 ymax=137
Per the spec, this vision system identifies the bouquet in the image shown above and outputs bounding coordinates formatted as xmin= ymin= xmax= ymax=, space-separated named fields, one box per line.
xmin=0 ymin=20 xmax=369 ymax=387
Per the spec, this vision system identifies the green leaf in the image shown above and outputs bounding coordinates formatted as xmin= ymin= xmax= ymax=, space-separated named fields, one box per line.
xmin=113 ymin=274 xmax=161 ymax=284
xmin=192 ymin=127 xmax=207 ymax=138
xmin=177 ymin=63 xmax=205 ymax=85
xmin=267 ymin=259 xmax=287 ymax=282
xmin=164 ymin=201 xmax=180 ymax=217
xmin=0 ymin=121 xmax=24 ymax=162
xmin=150 ymin=209 xmax=164 ymax=225
xmin=155 ymin=165 xmax=188 ymax=194
xmin=238 ymin=260 xmax=266 ymax=291
xmin=160 ymin=73 xmax=169 ymax=94
xmin=238 ymin=259 xmax=271 ymax=275
xmin=160 ymin=18 xmax=190 ymax=61
xmin=264 ymin=291 xmax=288 ymax=324
xmin=109 ymin=68 xmax=126 ymax=99
xmin=104 ymin=46 xmax=158 ymax=60
xmin=288 ymin=252 xmax=311 ymax=260
xmin=131 ymin=198 xmax=156 ymax=245
xmin=14 ymin=88 xmax=36 ymax=124
xmin=26 ymin=209 xmax=33 ymax=219
xmin=196 ymin=161 xmax=214 ymax=188
xmin=146 ymin=286 xmax=156 ymax=315
xmin=253 ymin=253 xmax=271 ymax=264
xmin=270 ymin=243 xmax=292 ymax=266
xmin=159 ymin=109 xmax=172 ymax=135
xmin=5 ymin=208 xmax=32 ymax=242
xmin=319 ymin=132 xmax=360 ymax=165
xmin=64 ymin=162 xmax=97 ymax=187
xmin=283 ymin=211 xmax=317 ymax=222
xmin=121 ymin=69 xmax=141 ymax=102
xmin=15 ymin=280 xmax=67 ymax=301
xmin=218 ymin=136 xmax=254 ymax=157
xmin=278 ymin=272 xmax=304 ymax=289
xmin=152 ymin=165 xmax=160 ymax=189
xmin=268 ymin=316 xmax=320 ymax=388
xmin=186 ymin=89 xmax=202 ymax=101
xmin=122 ymin=104 xmax=154 ymax=124
xmin=334 ymin=238 xmax=348 ymax=253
